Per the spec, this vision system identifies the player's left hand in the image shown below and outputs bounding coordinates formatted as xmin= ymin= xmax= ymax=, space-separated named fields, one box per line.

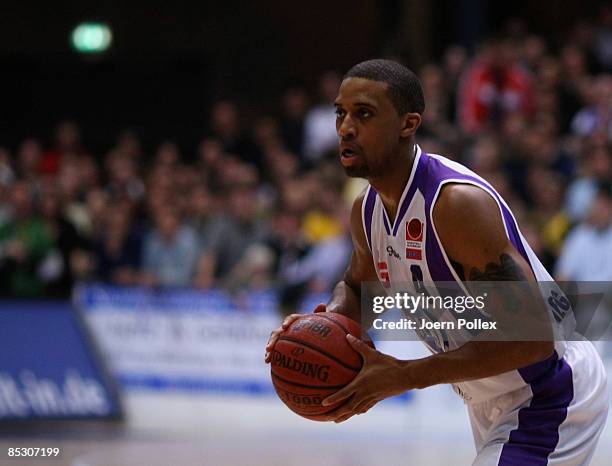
xmin=320 ymin=334 xmax=410 ymax=423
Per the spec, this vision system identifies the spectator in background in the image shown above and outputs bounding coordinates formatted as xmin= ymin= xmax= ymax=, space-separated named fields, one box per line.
xmin=301 ymin=168 xmax=345 ymax=245
xmin=520 ymin=220 xmax=556 ymax=272
xmin=0 ymin=188 xmax=10 ymax=229
xmin=115 ymin=130 xmax=143 ymax=161
xmin=83 ymin=188 xmax=109 ymax=240
xmin=537 ymin=55 xmax=581 ymax=133
xmin=155 ymin=141 xmax=180 ymax=168
xmin=565 ymin=144 xmax=611 ymax=223
xmin=277 ymin=170 xmax=351 ymax=298
xmin=38 ymin=183 xmax=89 ymax=296
xmin=6 ymin=17 xmax=612 ymax=297
xmin=78 ymin=153 xmax=101 ymax=191
xmin=558 ymin=44 xmax=590 ymax=131
xmin=252 ymin=116 xmax=285 ymax=184
xmin=266 ymin=206 xmax=309 ymax=277
xmin=279 ymin=200 xmax=351 ymax=294
xmin=197 ymin=137 xmax=226 ymax=194
xmin=596 ymin=5 xmax=612 ymax=72
xmin=303 ymin=71 xmax=342 ymax=162
xmin=185 ymin=184 xmax=214 ymax=241
xmin=16 ymin=139 xmax=42 ymax=182
xmin=556 ymin=183 xmax=612 ymax=280
xmin=191 ymin=177 xmax=220 ymax=290
xmin=260 ymin=208 xmax=303 ymax=314
xmin=526 ymin=168 xmax=569 ymax=257
xmin=465 ymin=135 xmax=505 ymax=188
xmin=0 ymin=147 xmax=15 ymax=196
xmin=263 ymin=146 xmax=300 ymax=192
xmin=209 ymin=99 xmax=259 ymax=171
xmin=457 ymin=37 xmax=535 ymax=134
xmin=279 ymin=85 xmax=309 ymax=159
xmin=93 ymin=203 xmax=143 ymax=286
xmin=56 ymin=158 xmax=90 ymax=234
xmin=173 ymin=163 xmax=207 ymax=224
xmin=520 ymin=35 xmax=548 ymax=73
xmin=279 ymin=176 xmax=311 ymax=219
xmin=224 ymin=243 xmax=275 ymax=291
xmin=506 ymin=126 xmax=573 ymax=205
xmin=571 ymin=74 xmax=612 ymax=140
xmin=0 ymin=182 xmax=54 ymax=297
xmin=441 ymin=45 xmax=468 ymax=123
xmin=419 ymin=63 xmax=461 ymax=152
xmin=41 ymin=121 xmax=89 ymax=175
xmin=195 ymin=182 xmax=269 ymax=288
xmin=105 ymin=150 xmax=145 ymax=204
xmin=141 ymin=206 xmax=199 ymax=288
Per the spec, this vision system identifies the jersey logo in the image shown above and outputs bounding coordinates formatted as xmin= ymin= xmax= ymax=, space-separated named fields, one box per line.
xmin=406 ymin=218 xmax=423 ymax=260
xmin=386 ymin=245 xmax=401 ymax=260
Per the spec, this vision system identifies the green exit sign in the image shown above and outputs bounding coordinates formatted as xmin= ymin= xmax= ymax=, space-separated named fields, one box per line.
xmin=71 ymin=22 xmax=112 ymax=53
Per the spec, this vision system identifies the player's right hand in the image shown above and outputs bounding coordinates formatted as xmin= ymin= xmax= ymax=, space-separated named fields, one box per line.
xmin=264 ymin=303 xmax=327 ymax=363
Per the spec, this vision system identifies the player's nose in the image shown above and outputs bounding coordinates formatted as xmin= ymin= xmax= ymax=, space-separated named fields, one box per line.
xmin=337 ymin=115 xmax=356 ymax=139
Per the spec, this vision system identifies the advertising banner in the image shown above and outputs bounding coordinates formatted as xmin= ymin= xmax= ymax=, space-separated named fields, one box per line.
xmin=0 ymin=300 xmax=122 ymax=420
xmin=75 ymin=285 xmax=279 ymax=394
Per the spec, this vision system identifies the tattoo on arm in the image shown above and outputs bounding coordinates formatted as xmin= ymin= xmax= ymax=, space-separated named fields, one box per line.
xmin=468 ymin=253 xmax=528 ymax=281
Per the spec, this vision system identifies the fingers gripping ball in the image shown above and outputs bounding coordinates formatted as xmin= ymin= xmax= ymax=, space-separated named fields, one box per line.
xmin=270 ymin=313 xmax=367 ymax=421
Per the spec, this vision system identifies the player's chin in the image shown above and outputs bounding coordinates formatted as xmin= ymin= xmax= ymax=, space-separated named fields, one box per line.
xmin=343 ymin=164 xmax=369 ymax=178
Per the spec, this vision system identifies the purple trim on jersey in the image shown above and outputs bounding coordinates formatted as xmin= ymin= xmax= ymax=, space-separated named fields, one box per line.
xmin=363 ymin=187 xmax=377 ymax=251
xmin=391 ymin=182 xmax=421 ymax=236
xmin=419 ymin=155 xmax=463 ymax=281
xmin=372 ymin=155 xmax=421 ymax=237
xmin=419 ymin=154 xmax=533 ymax=280
xmin=382 ymin=212 xmax=391 ymax=236
xmin=518 ymin=352 xmax=559 ymax=384
xmin=498 ymin=354 xmax=574 ymax=466
xmin=498 ymin=202 xmax=530 ymax=264
xmin=423 ymin=202 xmax=457 ymax=281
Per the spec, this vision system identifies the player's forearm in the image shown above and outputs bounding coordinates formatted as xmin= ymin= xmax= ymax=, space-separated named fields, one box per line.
xmin=326 ymin=280 xmax=362 ymax=323
xmin=402 ymin=340 xmax=554 ymax=390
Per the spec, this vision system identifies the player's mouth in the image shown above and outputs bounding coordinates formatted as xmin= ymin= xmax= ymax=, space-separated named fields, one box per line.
xmin=340 ymin=145 xmax=361 ymax=166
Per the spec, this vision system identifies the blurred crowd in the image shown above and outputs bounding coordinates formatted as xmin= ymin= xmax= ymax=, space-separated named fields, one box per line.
xmin=0 ymin=16 xmax=611 ymax=304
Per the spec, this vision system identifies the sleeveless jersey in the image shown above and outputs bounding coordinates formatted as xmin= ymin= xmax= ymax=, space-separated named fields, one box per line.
xmin=362 ymin=145 xmax=575 ymax=403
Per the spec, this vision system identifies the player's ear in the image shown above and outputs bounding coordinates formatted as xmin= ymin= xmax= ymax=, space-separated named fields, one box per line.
xmin=400 ymin=112 xmax=421 ymax=138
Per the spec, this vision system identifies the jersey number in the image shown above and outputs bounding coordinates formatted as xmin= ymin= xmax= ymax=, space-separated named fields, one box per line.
xmin=410 ymin=264 xmax=429 ymax=296
xmin=410 ymin=264 xmax=449 ymax=352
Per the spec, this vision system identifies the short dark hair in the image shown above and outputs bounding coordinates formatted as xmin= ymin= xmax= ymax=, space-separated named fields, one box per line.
xmin=343 ymin=59 xmax=425 ymax=115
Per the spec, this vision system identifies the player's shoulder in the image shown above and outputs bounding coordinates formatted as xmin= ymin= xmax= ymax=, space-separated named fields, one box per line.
xmin=435 ymin=182 xmax=496 ymax=216
xmin=423 ymin=152 xmax=508 ymax=219
xmin=434 ymin=183 xmax=509 ymax=263
xmin=434 ymin=183 xmax=505 ymax=242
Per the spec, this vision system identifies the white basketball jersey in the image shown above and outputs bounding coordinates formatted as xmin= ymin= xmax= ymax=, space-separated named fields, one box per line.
xmin=361 ymin=145 xmax=576 ymax=403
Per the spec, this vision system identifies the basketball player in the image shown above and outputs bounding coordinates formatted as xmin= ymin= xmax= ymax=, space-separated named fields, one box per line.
xmin=266 ymin=59 xmax=608 ymax=465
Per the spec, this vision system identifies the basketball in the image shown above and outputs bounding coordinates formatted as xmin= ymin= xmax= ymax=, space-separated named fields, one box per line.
xmin=270 ymin=312 xmax=364 ymax=421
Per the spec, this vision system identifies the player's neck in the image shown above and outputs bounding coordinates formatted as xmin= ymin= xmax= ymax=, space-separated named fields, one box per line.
xmin=369 ymin=143 xmax=416 ymax=224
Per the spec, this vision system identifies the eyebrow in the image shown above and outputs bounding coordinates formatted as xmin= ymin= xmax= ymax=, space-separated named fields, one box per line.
xmin=355 ymin=101 xmax=377 ymax=109
xmin=334 ymin=101 xmax=378 ymax=109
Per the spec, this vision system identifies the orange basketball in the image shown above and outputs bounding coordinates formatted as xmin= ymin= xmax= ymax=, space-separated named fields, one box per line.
xmin=270 ymin=313 xmax=365 ymax=421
